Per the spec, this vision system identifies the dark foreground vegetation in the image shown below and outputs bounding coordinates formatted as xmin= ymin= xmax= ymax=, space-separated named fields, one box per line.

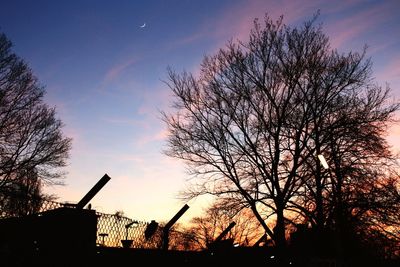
xmin=2 ymin=246 xmax=400 ymax=267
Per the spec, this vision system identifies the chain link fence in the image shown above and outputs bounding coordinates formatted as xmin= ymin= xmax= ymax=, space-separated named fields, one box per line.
xmin=95 ymin=212 xmax=161 ymax=248
xmin=0 ymin=195 xmax=161 ymax=248
xmin=0 ymin=194 xmax=64 ymax=218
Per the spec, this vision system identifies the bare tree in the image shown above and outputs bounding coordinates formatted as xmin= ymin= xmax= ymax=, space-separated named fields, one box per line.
xmin=169 ymin=201 xmax=262 ymax=251
xmin=0 ymin=167 xmax=56 ymax=217
xmin=0 ymin=32 xmax=71 ymax=215
xmin=165 ymin=223 xmax=200 ymax=251
xmin=163 ymin=13 xmax=400 ymax=258
xmin=284 ymin=48 xmax=400 ymax=258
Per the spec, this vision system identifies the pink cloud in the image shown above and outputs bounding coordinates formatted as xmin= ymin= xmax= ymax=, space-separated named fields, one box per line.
xmin=376 ymin=56 xmax=400 ymax=86
xmin=138 ymin=86 xmax=172 ymax=115
xmin=135 ymin=128 xmax=169 ymax=147
xmin=165 ymin=1 xmax=321 ymax=79
xmin=169 ymin=31 xmax=205 ymax=47
xmin=387 ymin=123 xmax=400 ymax=154
xmin=190 ymin=0 xmax=398 ymax=60
xmin=325 ymin=3 xmax=392 ymax=49
xmin=103 ymin=57 xmax=137 ymax=84
xmin=116 ymin=155 xmax=145 ymax=164
xmin=210 ymin=0 xmax=325 ymax=48
xmin=102 ymin=116 xmax=151 ymax=130
xmin=179 ymin=0 xmax=334 ymax=79
xmin=155 ymin=128 xmax=169 ymax=140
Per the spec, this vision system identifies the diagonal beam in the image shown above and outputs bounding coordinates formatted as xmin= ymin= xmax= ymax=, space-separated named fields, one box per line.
xmin=76 ymin=174 xmax=111 ymax=209
xmin=214 ymin=221 xmax=236 ymax=242
xmin=162 ymin=204 xmax=189 ymax=250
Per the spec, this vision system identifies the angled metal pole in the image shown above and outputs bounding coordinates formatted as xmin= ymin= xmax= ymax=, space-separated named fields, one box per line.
xmin=214 ymin=221 xmax=236 ymax=243
xmin=253 ymin=233 xmax=267 ymax=247
xmin=164 ymin=204 xmax=189 ymax=230
xmin=76 ymin=174 xmax=111 ymax=209
xmin=162 ymin=204 xmax=189 ymax=250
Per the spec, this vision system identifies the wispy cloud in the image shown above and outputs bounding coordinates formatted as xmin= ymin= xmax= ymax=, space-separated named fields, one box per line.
xmin=177 ymin=0 xmax=332 ymax=79
xmin=101 ymin=114 xmax=168 ymax=149
xmin=103 ymin=57 xmax=137 ymax=84
xmin=169 ymin=31 xmax=206 ymax=47
xmin=211 ymin=0 xmax=323 ymax=47
xmin=387 ymin=123 xmax=400 ymax=154
xmin=376 ymin=56 xmax=400 ymax=86
xmin=114 ymin=154 xmax=145 ymax=164
xmin=102 ymin=116 xmax=151 ymax=129
xmin=135 ymin=128 xmax=168 ymax=147
xmin=325 ymin=3 xmax=393 ymax=49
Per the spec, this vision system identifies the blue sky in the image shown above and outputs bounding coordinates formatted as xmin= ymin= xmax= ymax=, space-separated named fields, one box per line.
xmin=1 ymin=0 xmax=399 ymax=223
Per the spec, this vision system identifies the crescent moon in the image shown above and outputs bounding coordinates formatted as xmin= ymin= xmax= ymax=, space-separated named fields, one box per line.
xmin=140 ymin=23 xmax=146 ymax=28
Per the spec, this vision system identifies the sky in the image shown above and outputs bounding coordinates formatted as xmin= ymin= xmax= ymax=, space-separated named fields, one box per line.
xmin=0 ymin=0 xmax=399 ymax=224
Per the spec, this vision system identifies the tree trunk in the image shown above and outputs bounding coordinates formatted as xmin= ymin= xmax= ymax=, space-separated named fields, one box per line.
xmin=274 ymin=202 xmax=287 ymax=263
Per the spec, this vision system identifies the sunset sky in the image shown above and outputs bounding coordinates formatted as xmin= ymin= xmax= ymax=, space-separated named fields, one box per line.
xmin=0 ymin=0 xmax=399 ymax=224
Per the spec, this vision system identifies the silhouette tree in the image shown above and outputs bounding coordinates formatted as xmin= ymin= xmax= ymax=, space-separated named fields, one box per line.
xmin=0 ymin=32 xmax=71 ymax=215
xmin=163 ymin=13 xmax=400 ymax=258
xmin=164 ymin=223 xmax=198 ymax=251
xmin=0 ymin=167 xmax=57 ymax=217
xmin=166 ymin=201 xmax=262 ymax=251
xmin=191 ymin=202 xmax=262 ymax=250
